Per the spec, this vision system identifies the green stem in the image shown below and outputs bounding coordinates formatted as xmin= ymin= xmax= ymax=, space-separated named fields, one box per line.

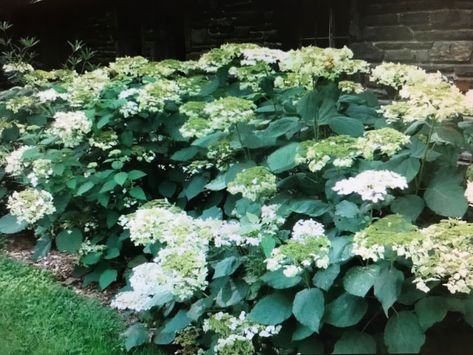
xmin=415 ymin=123 xmax=436 ymax=194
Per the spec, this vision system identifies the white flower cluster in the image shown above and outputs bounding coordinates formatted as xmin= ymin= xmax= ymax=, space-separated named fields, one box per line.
xmin=89 ymin=130 xmax=118 ymax=150
xmin=115 ymin=201 xmax=249 ymax=309
xmin=338 ymin=80 xmax=364 ymax=94
xmin=352 ymin=215 xmax=425 ymax=262
xmin=229 ymin=62 xmax=273 ymax=91
xmin=48 ymin=111 xmax=92 ymax=147
xmin=78 ymin=240 xmax=106 ymax=257
xmin=203 ymin=311 xmax=281 ymax=355
xmin=278 ymin=46 xmax=369 ymax=87
xmin=179 ymin=97 xmax=256 ymax=139
xmin=3 ymin=62 xmax=34 ymax=74
xmin=4 ymin=145 xmax=32 ymax=176
xmin=27 ymin=159 xmax=53 ymax=187
xmin=227 ymin=166 xmax=277 ymax=202
xmin=65 ymin=69 xmax=109 ymax=107
xmin=36 ymin=88 xmax=67 ymax=103
xmin=266 ymin=219 xmax=330 ymax=277
xmin=197 ymin=43 xmax=259 ymax=73
xmin=355 ymin=128 xmax=410 ymax=160
xmin=108 ymin=56 xmax=149 ymax=79
xmin=137 ymin=79 xmax=181 ymax=113
xmin=370 ymin=62 xmax=431 ymax=89
xmin=413 ymin=220 xmax=473 ymax=294
xmin=296 ymin=136 xmax=359 ymax=172
xmin=241 ymin=47 xmax=288 ymax=65
xmin=7 ymin=188 xmax=56 ymax=224
xmin=333 ymin=170 xmax=408 ymax=203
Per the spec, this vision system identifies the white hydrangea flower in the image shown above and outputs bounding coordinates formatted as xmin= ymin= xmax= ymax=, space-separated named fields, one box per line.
xmin=333 ymin=170 xmax=408 ymax=203
xmin=3 ymin=62 xmax=34 ymax=74
xmin=7 ymin=188 xmax=56 ymax=224
xmin=4 ymin=145 xmax=32 ymax=176
xmin=465 ymin=181 xmax=473 ymax=206
xmin=137 ymin=79 xmax=181 ymax=113
xmin=292 ymin=219 xmax=325 ymax=242
xmin=36 ymin=88 xmax=66 ymax=103
xmin=27 ymin=159 xmax=53 ymax=186
xmin=48 ymin=111 xmax=92 ymax=147
xmin=370 ymin=62 xmax=430 ymax=89
xmin=241 ymin=47 xmax=288 ymax=65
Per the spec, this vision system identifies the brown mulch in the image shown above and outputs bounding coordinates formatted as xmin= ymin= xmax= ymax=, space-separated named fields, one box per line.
xmin=3 ymin=233 xmax=118 ymax=305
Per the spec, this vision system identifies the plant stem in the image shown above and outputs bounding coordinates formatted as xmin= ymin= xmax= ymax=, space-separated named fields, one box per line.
xmin=415 ymin=122 xmax=436 ymax=194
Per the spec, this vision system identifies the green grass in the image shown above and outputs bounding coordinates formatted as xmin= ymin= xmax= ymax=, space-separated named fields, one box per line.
xmin=0 ymin=255 xmax=158 ymax=355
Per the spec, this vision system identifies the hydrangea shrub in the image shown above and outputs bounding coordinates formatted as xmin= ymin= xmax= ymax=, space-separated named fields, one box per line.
xmin=1 ymin=44 xmax=473 ymax=353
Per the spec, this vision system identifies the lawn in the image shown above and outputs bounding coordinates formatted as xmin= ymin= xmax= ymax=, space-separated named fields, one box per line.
xmin=0 ymin=255 xmax=155 ymax=355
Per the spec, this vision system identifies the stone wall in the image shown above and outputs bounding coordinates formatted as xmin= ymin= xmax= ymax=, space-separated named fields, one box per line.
xmin=186 ymin=0 xmax=283 ymax=59
xmin=351 ymin=0 xmax=473 ymax=87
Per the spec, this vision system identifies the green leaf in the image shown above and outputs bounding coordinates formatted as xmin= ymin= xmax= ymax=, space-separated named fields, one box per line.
xmin=414 ymin=296 xmax=448 ymax=330
xmin=216 ymin=279 xmax=248 ymax=307
xmin=328 ymin=116 xmax=364 ymax=137
xmin=76 ymin=181 xmax=95 ymax=196
xmin=185 ymin=175 xmax=208 ymax=200
xmin=0 ymin=214 xmax=27 ymax=234
xmin=124 ymin=324 xmax=149 ymax=351
xmin=113 ymin=172 xmax=128 ymax=186
xmin=382 ymin=156 xmax=420 ymax=183
xmin=171 ymin=147 xmax=200 ymax=161
xmin=261 ymin=235 xmax=276 ymax=257
xmin=130 ymin=186 xmax=147 ymax=200
xmin=293 ymin=288 xmax=325 ymax=332
xmin=97 ymin=113 xmax=113 ymax=129
xmin=249 ymin=292 xmax=293 ymax=325
xmin=99 ymin=179 xmax=117 ymax=193
xmin=297 ymin=90 xmax=319 ymax=122
xmin=424 ymin=180 xmax=468 ymax=218
xmin=343 ymin=264 xmax=380 ymax=297
xmin=333 ymin=331 xmax=377 ymax=354
xmin=32 ymin=236 xmax=52 ymax=261
xmin=187 ymin=298 xmax=213 ymax=321
xmin=163 ymin=310 xmax=191 ymax=333
xmin=335 ymin=201 xmax=359 ymax=219
xmin=267 ymin=143 xmax=300 ymax=173
xmin=99 ymin=269 xmax=117 ymax=289
xmin=384 ymin=311 xmax=425 ymax=353
xmin=283 ymin=198 xmax=329 ymax=217
xmin=158 ymin=181 xmax=177 ymax=197
xmin=292 ymin=323 xmax=314 ymax=341
xmin=374 ymin=266 xmax=404 ymax=315
xmin=55 ymin=228 xmax=83 ymax=253
xmin=391 ymin=195 xmax=425 ymax=222
xmin=128 ymin=170 xmax=147 ymax=180
xmin=313 ymin=263 xmax=340 ymax=291
xmin=325 ymin=293 xmax=368 ymax=327
xmin=262 ymin=269 xmax=302 ymax=289
xmin=213 ymin=256 xmax=241 ymax=279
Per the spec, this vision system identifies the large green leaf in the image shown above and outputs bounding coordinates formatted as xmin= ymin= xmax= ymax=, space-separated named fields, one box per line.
xmin=215 ymin=279 xmax=248 ymax=307
xmin=267 ymin=143 xmax=300 ymax=173
xmin=0 ymin=214 xmax=27 ymax=234
xmin=391 ymin=195 xmax=425 ymax=222
xmin=124 ymin=324 xmax=149 ymax=351
xmin=333 ymin=330 xmax=377 ymax=354
xmin=384 ymin=311 xmax=425 ymax=353
xmin=383 ymin=156 xmax=420 ymax=183
xmin=414 ymin=296 xmax=448 ymax=330
xmin=99 ymin=269 xmax=117 ymax=289
xmin=297 ymin=90 xmax=319 ymax=123
xmin=374 ymin=266 xmax=404 ymax=315
xmin=343 ymin=264 xmax=380 ymax=297
xmin=212 ymin=256 xmax=241 ymax=279
xmin=261 ymin=269 xmax=302 ymax=289
xmin=328 ymin=116 xmax=364 ymax=137
xmin=293 ymin=288 xmax=325 ymax=332
xmin=282 ymin=198 xmax=329 ymax=217
xmin=313 ymin=263 xmax=340 ymax=291
xmin=424 ymin=180 xmax=468 ymax=218
xmin=55 ymin=228 xmax=83 ymax=253
xmin=185 ymin=175 xmax=208 ymax=200
xmin=325 ymin=293 xmax=368 ymax=327
xmin=249 ymin=292 xmax=293 ymax=325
